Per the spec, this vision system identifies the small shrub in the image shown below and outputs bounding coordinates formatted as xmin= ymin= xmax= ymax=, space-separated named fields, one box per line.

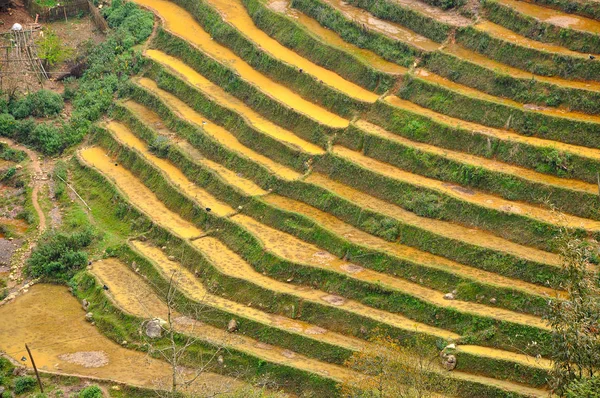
xmin=565 ymin=376 xmax=600 ymax=398
xmin=9 ymin=90 xmax=64 ymax=119
xmin=38 ymin=29 xmax=74 ymax=67
xmin=0 ymin=113 xmax=18 ymax=136
xmin=31 ymin=123 xmax=63 ymax=156
xmin=14 ymin=376 xmax=36 ymax=394
xmin=78 ymin=385 xmax=103 ymax=398
xmin=149 ymin=135 xmax=170 ymax=158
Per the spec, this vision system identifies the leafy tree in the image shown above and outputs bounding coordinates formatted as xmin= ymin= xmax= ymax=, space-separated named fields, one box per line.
xmin=38 ymin=29 xmax=74 ymax=67
xmin=546 ymin=232 xmax=600 ymax=395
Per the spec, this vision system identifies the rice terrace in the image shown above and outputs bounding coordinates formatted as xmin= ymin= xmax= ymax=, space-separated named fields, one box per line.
xmin=0 ymin=0 xmax=599 ymax=395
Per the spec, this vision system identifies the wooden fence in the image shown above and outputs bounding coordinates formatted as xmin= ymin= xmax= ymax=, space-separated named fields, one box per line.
xmin=23 ymin=0 xmax=90 ymax=22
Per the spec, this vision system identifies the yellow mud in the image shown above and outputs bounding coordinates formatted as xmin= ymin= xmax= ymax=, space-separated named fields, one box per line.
xmin=267 ymin=0 xmax=406 ymax=75
xmin=444 ymin=43 xmax=600 ymax=93
xmin=105 ymin=121 xmax=235 ymax=217
xmin=130 ymin=240 xmax=364 ymax=352
xmin=334 ymin=145 xmax=600 ymax=233
xmin=306 ymin=172 xmax=561 ymax=267
xmin=91 ymin=256 xmax=360 ymax=383
xmin=135 ymin=78 xmax=301 ymax=180
xmin=322 ymin=0 xmax=441 ymax=52
xmin=475 ymin=20 xmax=598 ymax=58
xmin=458 ymin=345 xmax=552 ymax=370
xmin=132 ymin=0 xmax=348 ymax=128
xmin=355 ymin=119 xmax=597 ymax=195
xmin=122 ymin=100 xmax=267 ymax=197
xmin=384 ymin=95 xmax=600 ymax=162
xmin=145 ymin=50 xmax=327 ymax=155
xmin=451 ymin=371 xmax=548 ymax=397
xmin=262 ymin=193 xmax=560 ymax=298
xmin=205 ymin=0 xmax=378 ymax=102
xmin=495 ymin=0 xmax=600 ymax=34
xmin=82 ymin=144 xmax=458 ymax=340
xmin=232 ymin=213 xmax=548 ymax=329
xmin=415 ymin=68 xmax=600 ymax=124
xmin=0 ymin=284 xmax=240 ymax=393
xmin=79 ymin=147 xmax=202 ymax=239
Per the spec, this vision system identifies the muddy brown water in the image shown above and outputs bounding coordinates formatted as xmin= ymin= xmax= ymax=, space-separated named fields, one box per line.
xmin=0 ymin=284 xmax=240 ymax=393
xmin=132 ymin=0 xmax=349 ymax=128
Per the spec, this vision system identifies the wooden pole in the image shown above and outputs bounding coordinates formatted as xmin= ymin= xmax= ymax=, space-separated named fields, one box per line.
xmin=25 ymin=344 xmax=44 ymax=393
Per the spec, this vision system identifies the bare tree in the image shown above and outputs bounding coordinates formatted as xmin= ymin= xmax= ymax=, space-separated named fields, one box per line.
xmin=545 ymin=230 xmax=600 ymax=395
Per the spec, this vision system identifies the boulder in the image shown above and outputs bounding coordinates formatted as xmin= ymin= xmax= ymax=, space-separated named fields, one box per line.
xmin=85 ymin=312 xmax=93 ymax=322
xmin=489 ymin=297 xmax=497 ymax=304
xmin=443 ymin=292 xmax=455 ymax=300
xmin=442 ymin=354 xmax=457 ymax=371
xmin=82 ymin=299 xmax=90 ymax=311
xmin=145 ymin=319 xmax=163 ymax=339
xmin=227 ymin=319 xmax=238 ymax=333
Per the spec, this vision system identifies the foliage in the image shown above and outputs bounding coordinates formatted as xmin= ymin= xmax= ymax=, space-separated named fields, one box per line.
xmin=37 ymin=29 xmax=74 ymax=67
xmin=14 ymin=376 xmax=36 ymax=394
xmin=26 ymin=229 xmax=94 ymax=281
xmin=8 ymin=90 xmax=64 ymax=119
xmin=565 ymin=376 xmax=600 ymax=398
xmin=78 ymin=385 xmax=103 ymax=398
xmin=545 ymin=233 xmax=600 ymax=395
xmin=341 ymin=333 xmax=456 ymax=397
xmin=148 ymin=135 xmax=171 ymax=158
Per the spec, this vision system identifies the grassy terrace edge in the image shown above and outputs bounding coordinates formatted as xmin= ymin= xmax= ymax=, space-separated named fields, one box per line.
xmin=125 ymin=80 xmax=565 ymax=292
xmin=482 ymin=0 xmax=600 ymax=54
xmin=242 ymin=0 xmax=397 ymax=94
xmin=113 ymin=101 xmax=553 ymax=318
xmin=162 ymin=0 xmax=370 ymax=118
xmin=423 ymin=51 xmax=600 ymax=116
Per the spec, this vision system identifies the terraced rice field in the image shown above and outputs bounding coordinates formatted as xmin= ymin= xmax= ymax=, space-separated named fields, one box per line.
xmin=78 ymin=0 xmax=600 ymax=394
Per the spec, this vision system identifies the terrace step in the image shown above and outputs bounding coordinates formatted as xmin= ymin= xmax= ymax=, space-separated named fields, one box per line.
xmin=91 ymin=255 xmax=361 ymax=384
xmin=474 ymin=20 xmax=599 ymax=58
xmin=232 ymin=212 xmax=548 ymax=329
xmin=372 ymin=0 xmax=471 ymax=27
xmin=204 ymin=0 xmax=378 ymax=102
xmin=320 ymin=0 xmax=441 ymax=52
xmin=306 ymin=172 xmax=561 ymax=267
xmin=443 ymin=43 xmax=600 ymax=94
xmin=136 ymin=77 xmax=302 ymax=181
xmin=414 ymin=68 xmax=600 ymax=127
xmin=384 ymin=95 xmax=600 ymax=165
xmin=123 ymin=100 xmax=268 ymax=196
xmin=267 ymin=0 xmax=407 ymax=75
xmin=353 ymin=119 xmax=598 ymax=214
xmin=262 ymin=193 xmax=558 ymax=299
xmin=108 ymin=122 xmax=553 ymax=335
xmin=144 ymin=50 xmax=327 ymax=155
xmin=79 ymin=145 xmax=458 ymax=341
xmin=133 ymin=0 xmax=348 ymax=128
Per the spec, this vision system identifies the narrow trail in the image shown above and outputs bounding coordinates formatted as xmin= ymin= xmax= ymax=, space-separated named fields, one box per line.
xmin=204 ymin=0 xmax=378 ymax=102
xmin=135 ymin=77 xmax=302 ymax=180
xmin=384 ymin=95 xmax=600 ymax=162
xmin=132 ymin=0 xmax=349 ymax=128
xmin=475 ymin=20 xmax=600 ymax=58
xmin=493 ymin=0 xmax=600 ymax=34
xmin=123 ymin=100 xmax=268 ymax=196
xmin=0 ymin=284 xmax=243 ymax=394
xmin=91 ymin=256 xmax=362 ymax=383
xmin=321 ymin=0 xmax=441 ymax=52
xmin=262 ymin=194 xmax=559 ymax=298
xmin=355 ymin=119 xmax=597 ymax=194
xmin=144 ymin=49 xmax=327 ymax=155
xmin=266 ymin=0 xmax=407 ymax=75
xmin=306 ymin=173 xmax=561 ymax=267
xmin=334 ymin=145 xmax=600 ymax=232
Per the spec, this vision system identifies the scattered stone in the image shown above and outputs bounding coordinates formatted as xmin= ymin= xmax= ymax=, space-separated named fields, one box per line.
xmin=168 ymin=255 xmax=175 ymax=261
xmin=82 ymin=299 xmax=90 ymax=311
xmin=490 ymin=297 xmax=497 ymax=304
xmin=145 ymin=319 xmax=163 ymax=338
xmin=0 ymin=386 xmax=5 ymax=395
xmin=445 ymin=343 xmax=456 ymax=350
xmin=286 ymin=277 xmax=294 ymax=283
xmin=85 ymin=312 xmax=93 ymax=322
xmin=442 ymin=354 xmax=457 ymax=371
xmin=121 ymin=341 xmax=127 ymax=346
xmin=227 ymin=319 xmax=238 ymax=333
xmin=360 ymin=325 xmax=368 ymax=335
xmin=12 ymin=367 xmax=27 ymax=377
xmin=217 ymin=355 xmax=224 ymax=365
xmin=443 ymin=293 xmax=455 ymax=300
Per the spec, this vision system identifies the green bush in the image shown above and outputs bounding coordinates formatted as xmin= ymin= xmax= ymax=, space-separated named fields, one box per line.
xmin=9 ymin=90 xmax=64 ymax=119
xmin=14 ymin=376 xmax=36 ymax=394
xmin=27 ymin=230 xmax=94 ymax=281
xmin=78 ymin=385 xmax=103 ymax=398
xmin=0 ymin=113 xmax=18 ymax=136
xmin=38 ymin=28 xmax=74 ymax=67
xmin=565 ymin=377 xmax=600 ymax=398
